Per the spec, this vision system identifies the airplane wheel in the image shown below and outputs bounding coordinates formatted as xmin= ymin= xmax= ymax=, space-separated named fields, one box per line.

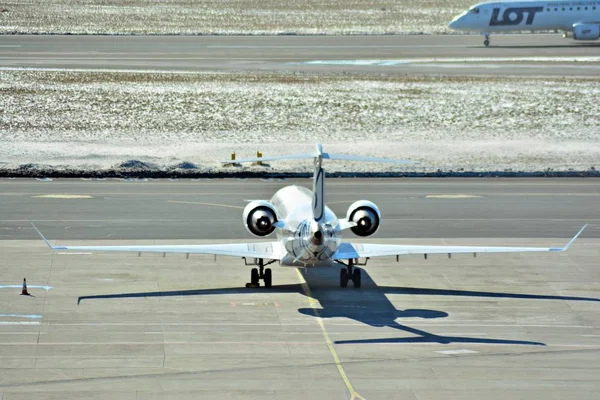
xmin=251 ymin=268 xmax=260 ymax=286
xmin=484 ymin=39 xmax=490 ymax=47
xmin=264 ymin=268 xmax=272 ymax=288
xmin=352 ymin=268 xmax=362 ymax=288
xmin=340 ymin=268 xmax=349 ymax=288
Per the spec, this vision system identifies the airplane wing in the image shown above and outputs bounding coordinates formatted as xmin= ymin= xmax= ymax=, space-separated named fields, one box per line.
xmin=334 ymin=225 xmax=587 ymax=260
xmin=32 ymin=223 xmax=286 ymax=260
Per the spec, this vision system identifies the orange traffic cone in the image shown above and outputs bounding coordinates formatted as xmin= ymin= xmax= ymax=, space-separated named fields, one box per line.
xmin=21 ymin=278 xmax=30 ymax=296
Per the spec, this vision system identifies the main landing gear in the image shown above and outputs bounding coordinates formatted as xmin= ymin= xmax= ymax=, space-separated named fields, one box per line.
xmin=482 ymin=33 xmax=490 ymax=47
xmin=244 ymin=258 xmax=276 ymax=288
xmin=339 ymin=259 xmax=362 ymax=288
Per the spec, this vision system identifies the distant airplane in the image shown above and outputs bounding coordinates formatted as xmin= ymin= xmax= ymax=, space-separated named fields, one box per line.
xmin=32 ymin=144 xmax=587 ymax=289
xmin=448 ymin=1 xmax=600 ymax=46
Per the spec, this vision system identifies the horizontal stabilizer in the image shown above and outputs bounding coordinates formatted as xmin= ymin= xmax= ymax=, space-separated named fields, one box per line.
xmin=222 ymin=153 xmax=315 ymax=164
xmin=322 ymin=153 xmax=417 ymax=164
xmin=223 ymin=151 xmax=417 ymax=165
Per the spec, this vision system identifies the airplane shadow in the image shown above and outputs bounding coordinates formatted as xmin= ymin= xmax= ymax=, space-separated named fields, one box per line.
xmin=298 ymin=268 xmax=546 ymax=346
xmin=78 ymin=267 xmax=600 ymax=346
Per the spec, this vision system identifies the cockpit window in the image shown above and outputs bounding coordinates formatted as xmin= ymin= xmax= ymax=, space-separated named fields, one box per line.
xmin=470 ymin=7 xmax=480 ymax=14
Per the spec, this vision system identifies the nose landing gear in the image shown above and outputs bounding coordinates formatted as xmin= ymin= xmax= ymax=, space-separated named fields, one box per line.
xmin=482 ymin=32 xmax=490 ymax=47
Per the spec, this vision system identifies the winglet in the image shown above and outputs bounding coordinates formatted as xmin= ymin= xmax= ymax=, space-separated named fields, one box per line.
xmin=552 ymin=224 xmax=587 ymax=251
xmin=30 ymin=223 xmax=54 ymax=249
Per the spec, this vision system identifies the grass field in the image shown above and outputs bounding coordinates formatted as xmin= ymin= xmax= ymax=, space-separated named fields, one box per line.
xmin=1 ymin=69 xmax=598 ymax=173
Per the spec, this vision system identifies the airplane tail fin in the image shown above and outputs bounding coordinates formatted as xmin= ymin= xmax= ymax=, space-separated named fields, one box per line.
xmin=223 ymin=144 xmax=418 ymax=222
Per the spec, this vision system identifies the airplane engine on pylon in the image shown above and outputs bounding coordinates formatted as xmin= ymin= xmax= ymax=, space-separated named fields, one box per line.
xmin=346 ymin=200 xmax=381 ymax=237
xmin=572 ymin=23 xmax=600 ymax=40
xmin=243 ymin=200 xmax=278 ymax=237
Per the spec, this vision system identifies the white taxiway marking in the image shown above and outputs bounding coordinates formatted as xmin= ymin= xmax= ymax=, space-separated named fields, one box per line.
xmin=0 ymin=284 xmax=53 ymax=291
xmin=0 ymin=321 xmax=40 ymax=325
xmin=303 ymin=56 xmax=600 ymax=65
xmin=209 ymin=45 xmax=467 ymax=49
xmin=426 ymin=194 xmax=482 ymax=199
xmin=0 ymin=314 xmax=42 ymax=319
xmin=436 ymin=349 xmax=479 ymax=355
xmin=33 ymin=194 xmax=92 ymax=199
xmin=0 ymin=67 xmax=225 ymax=74
xmin=0 ymin=45 xmax=21 ymax=48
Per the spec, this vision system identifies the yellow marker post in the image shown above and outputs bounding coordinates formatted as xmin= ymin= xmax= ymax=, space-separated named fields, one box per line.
xmin=256 ymin=151 xmax=262 ymax=166
xmin=231 ymin=152 xmax=236 ymax=161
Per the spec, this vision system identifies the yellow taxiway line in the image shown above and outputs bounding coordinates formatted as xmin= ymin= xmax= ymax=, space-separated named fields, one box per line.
xmin=295 ymin=269 xmax=366 ymax=400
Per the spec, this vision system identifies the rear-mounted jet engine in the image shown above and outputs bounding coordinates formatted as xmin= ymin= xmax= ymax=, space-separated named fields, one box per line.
xmin=243 ymin=200 xmax=278 ymax=237
xmin=346 ymin=200 xmax=381 ymax=237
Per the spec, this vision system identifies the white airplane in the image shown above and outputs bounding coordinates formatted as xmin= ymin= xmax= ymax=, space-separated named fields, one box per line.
xmin=33 ymin=144 xmax=587 ymax=289
xmin=448 ymin=0 xmax=600 ymax=46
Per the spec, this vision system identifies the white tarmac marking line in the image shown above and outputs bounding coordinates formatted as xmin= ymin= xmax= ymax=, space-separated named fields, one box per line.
xmin=0 ymin=314 xmax=42 ymax=319
xmin=0 ymin=284 xmax=53 ymax=291
xmin=426 ymin=194 xmax=482 ymax=199
xmin=414 ymin=63 xmax=600 ymax=70
xmin=0 ymin=322 xmax=40 ymax=325
xmin=303 ymin=56 xmax=600 ymax=65
xmin=209 ymin=45 xmax=468 ymax=49
xmin=0 ymin=45 xmax=21 ymax=48
xmin=33 ymin=194 xmax=92 ymax=199
xmin=436 ymin=349 xmax=479 ymax=355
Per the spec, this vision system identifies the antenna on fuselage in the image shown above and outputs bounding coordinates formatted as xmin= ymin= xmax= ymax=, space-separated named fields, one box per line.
xmin=222 ymin=144 xmax=418 ymax=222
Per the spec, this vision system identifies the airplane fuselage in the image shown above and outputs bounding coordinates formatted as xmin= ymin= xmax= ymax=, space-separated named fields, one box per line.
xmin=271 ymin=185 xmax=341 ymax=267
xmin=449 ymin=1 xmax=600 ymax=35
